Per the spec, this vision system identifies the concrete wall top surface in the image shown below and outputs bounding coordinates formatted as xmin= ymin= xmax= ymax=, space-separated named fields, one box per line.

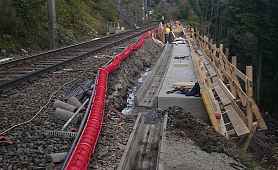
xmin=158 ymin=43 xmax=197 ymax=98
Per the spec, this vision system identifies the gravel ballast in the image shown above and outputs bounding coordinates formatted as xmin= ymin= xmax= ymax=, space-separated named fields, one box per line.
xmin=0 ymin=36 xmax=161 ymax=169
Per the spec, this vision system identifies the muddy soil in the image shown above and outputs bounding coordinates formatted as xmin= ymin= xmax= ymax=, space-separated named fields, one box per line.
xmin=165 ymin=107 xmax=270 ymax=170
xmin=249 ymin=115 xmax=278 ymax=169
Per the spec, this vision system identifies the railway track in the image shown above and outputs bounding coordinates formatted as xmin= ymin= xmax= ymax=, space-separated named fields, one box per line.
xmin=0 ymin=25 xmax=155 ymax=92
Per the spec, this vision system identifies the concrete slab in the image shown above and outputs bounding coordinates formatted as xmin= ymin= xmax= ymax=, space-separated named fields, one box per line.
xmin=158 ymin=42 xmax=208 ymax=123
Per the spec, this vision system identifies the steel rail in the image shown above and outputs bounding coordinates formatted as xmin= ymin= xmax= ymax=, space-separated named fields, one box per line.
xmin=0 ymin=26 xmax=151 ymax=68
xmin=0 ymin=25 xmax=155 ymax=92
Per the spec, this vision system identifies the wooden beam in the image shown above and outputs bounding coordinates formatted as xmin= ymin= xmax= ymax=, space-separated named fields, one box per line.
xmin=218 ymin=79 xmax=248 ymax=124
xmin=219 ymin=44 xmax=224 ymax=52
xmin=231 ymin=56 xmax=238 ymax=97
xmin=251 ymin=99 xmax=268 ymax=130
xmin=246 ymin=66 xmax=253 ymax=97
xmin=225 ymin=48 xmax=229 ymax=59
xmin=240 ymin=123 xmax=258 ymax=152
xmin=246 ymin=66 xmax=253 ymax=130
xmin=172 ymin=82 xmax=195 ymax=89
xmin=222 ymin=70 xmax=247 ymax=106
xmin=232 ymin=56 xmax=237 ymax=67
xmin=218 ymin=79 xmax=235 ymax=100
xmin=224 ymin=105 xmax=250 ymax=137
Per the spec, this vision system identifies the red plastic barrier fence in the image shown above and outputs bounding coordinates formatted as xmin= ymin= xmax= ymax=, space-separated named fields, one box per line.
xmin=64 ymin=29 xmax=157 ymax=170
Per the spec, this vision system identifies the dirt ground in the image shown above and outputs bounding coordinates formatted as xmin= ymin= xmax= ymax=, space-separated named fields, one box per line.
xmin=249 ymin=115 xmax=278 ymax=169
xmin=165 ymin=107 xmax=277 ymax=170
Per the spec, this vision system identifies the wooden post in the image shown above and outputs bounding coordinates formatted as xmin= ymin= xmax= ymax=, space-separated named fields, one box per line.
xmin=241 ymin=123 xmax=258 ymax=152
xmin=209 ymin=39 xmax=213 ymax=58
xmin=162 ymin=28 xmax=165 ymax=44
xmin=203 ymin=36 xmax=206 ymax=50
xmin=219 ymin=44 xmax=224 ymax=52
xmin=225 ymin=48 xmax=229 ymax=59
xmin=215 ymin=44 xmax=220 ymax=70
xmin=230 ymin=56 xmax=238 ymax=98
xmin=246 ymin=66 xmax=253 ymax=97
xmin=246 ymin=66 xmax=253 ymax=130
xmin=218 ymin=43 xmax=224 ymax=72
xmin=209 ymin=38 xmax=213 ymax=44
xmin=212 ymin=44 xmax=217 ymax=63
xmin=204 ymin=36 xmax=208 ymax=53
xmin=208 ymin=38 xmax=212 ymax=58
xmin=47 ymin=0 xmax=57 ymax=49
xmin=191 ymin=28 xmax=195 ymax=39
xmin=196 ymin=31 xmax=200 ymax=45
xmin=232 ymin=56 xmax=237 ymax=66
xmin=206 ymin=37 xmax=210 ymax=54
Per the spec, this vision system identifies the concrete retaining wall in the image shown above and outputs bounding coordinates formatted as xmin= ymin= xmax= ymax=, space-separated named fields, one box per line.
xmin=135 ymin=44 xmax=172 ymax=107
xmin=117 ymin=113 xmax=145 ymax=170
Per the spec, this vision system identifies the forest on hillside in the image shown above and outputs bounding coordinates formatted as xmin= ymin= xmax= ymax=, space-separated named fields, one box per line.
xmin=171 ymin=0 xmax=278 ymax=120
xmin=0 ymin=0 xmax=119 ymax=53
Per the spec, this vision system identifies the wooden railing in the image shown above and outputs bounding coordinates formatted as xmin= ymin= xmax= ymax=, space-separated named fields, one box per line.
xmin=184 ymin=26 xmax=267 ymax=151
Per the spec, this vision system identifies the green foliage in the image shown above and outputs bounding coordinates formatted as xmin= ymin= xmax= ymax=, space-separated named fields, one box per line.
xmin=0 ymin=0 xmax=119 ymax=53
xmin=0 ymin=0 xmax=48 ymax=52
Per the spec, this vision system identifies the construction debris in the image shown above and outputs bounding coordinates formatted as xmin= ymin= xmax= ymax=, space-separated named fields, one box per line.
xmin=64 ymin=79 xmax=94 ymax=100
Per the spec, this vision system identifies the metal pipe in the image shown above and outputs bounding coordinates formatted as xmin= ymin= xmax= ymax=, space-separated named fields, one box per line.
xmin=61 ymin=98 xmax=89 ymax=131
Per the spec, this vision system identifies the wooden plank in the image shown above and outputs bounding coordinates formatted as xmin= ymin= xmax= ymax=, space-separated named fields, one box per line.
xmin=208 ymin=68 xmax=217 ymax=78
xmin=196 ymin=49 xmax=204 ymax=56
xmin=186 ymin=34 xmax=220 ymax=132
xmin=234 ymin=65 xmax=250 ymax=82
xmin=222 ymin=71 xmax=247 ymax=106
xmin=230 ymin=80 xmax=267 ymax=130
xmin=203 ymin=51 xmax=223 ymax=81
xmin=224 ymin=105 xmax=250 ymax=137
xmin=172 ymin=82 xmax=195 ymax=89
xmin=218 ymin=79 xmax=235 ymax=100
xmin=251 ymin=100 xmax=268 ymax=130
xmin=218 ymin=79 xmax=248 ymax=125
xmin=173 ymin=63 xmax=188 ymax=67
xmin=214 ymin=86 xmax=231 ymax=106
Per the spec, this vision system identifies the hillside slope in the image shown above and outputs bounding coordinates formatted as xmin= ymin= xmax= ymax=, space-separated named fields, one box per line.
xmin=0 ymin=0 xmax=129 ymax=55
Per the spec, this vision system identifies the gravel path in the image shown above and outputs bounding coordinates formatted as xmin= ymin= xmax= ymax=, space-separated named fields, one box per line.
xmin=163 ymin=135 xmax=245 ymax=170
